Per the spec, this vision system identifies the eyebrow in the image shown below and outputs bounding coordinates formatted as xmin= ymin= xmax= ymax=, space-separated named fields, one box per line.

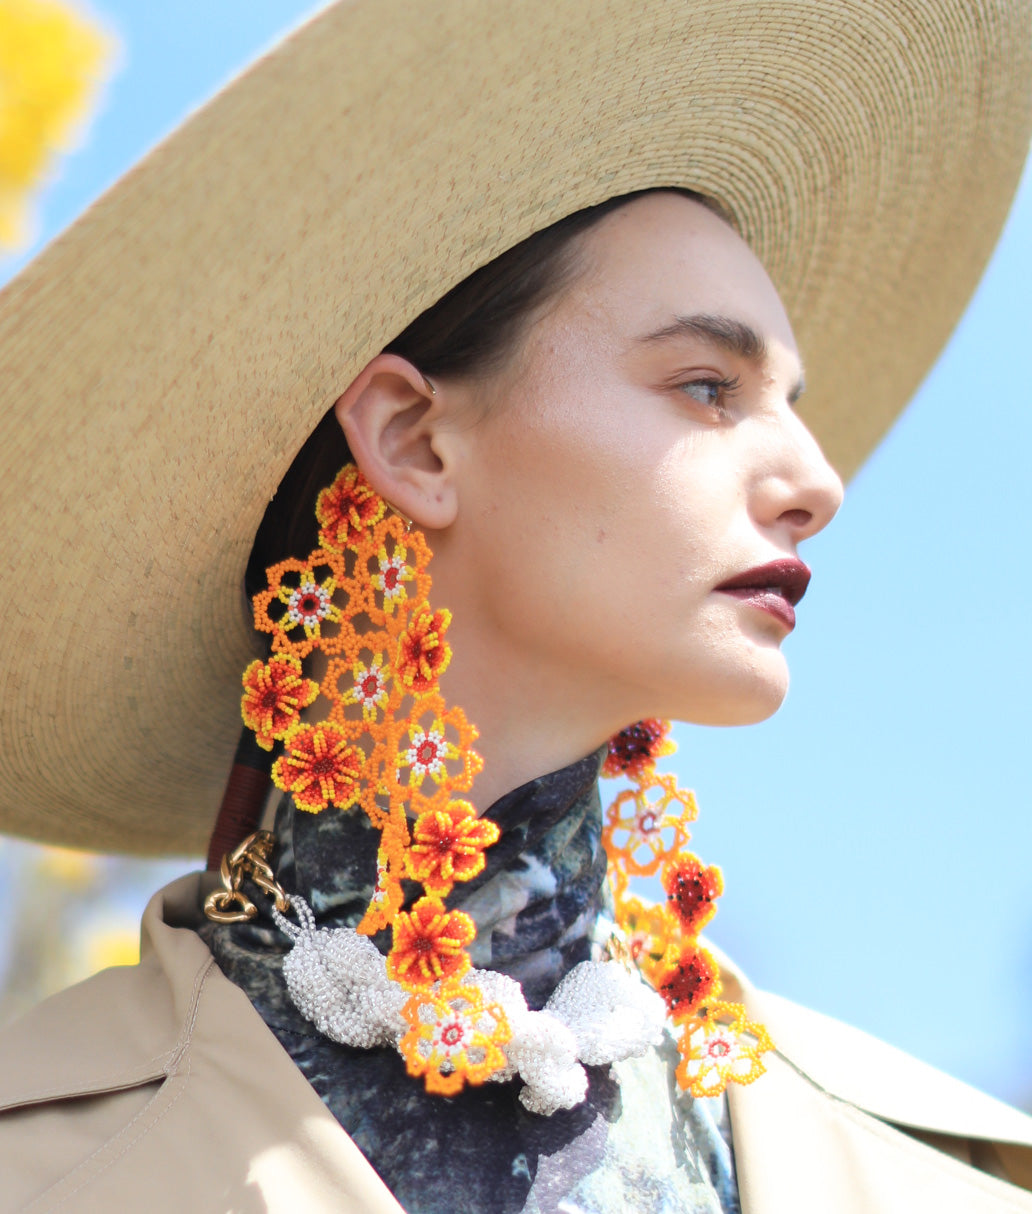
xmin=636 ymin=312 xmax=806 ymax=404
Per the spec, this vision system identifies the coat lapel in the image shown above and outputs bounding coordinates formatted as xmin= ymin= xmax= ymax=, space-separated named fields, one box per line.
xmin=719 ymin=956 xmax=1032 ymax=1213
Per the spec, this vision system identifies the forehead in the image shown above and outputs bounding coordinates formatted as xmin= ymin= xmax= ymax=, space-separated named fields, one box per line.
xmin=565 ymin=192 xmax=798 ymax=356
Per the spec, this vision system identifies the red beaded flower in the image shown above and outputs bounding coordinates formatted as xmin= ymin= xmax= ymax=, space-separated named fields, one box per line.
xmin=387 ymin=897 xmax=476 ymax=987
xmin=662 ymin=856 xmax=724 ymax=935
xmin=240 ymin=654 xmax=319 ymax=750
xmin=656 ymin=945 xmax=720 ymax=1024
xmin=316 ymin=465 xmax=387 ymax=551
xmin=602 ymin=719 xmax=676 ymax=778
xmin=271 ymin=723 xmax=363 ymax=812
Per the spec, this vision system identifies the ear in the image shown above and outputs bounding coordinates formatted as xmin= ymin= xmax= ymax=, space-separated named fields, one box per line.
xmin=334 ymin=353 xmax=458 ymax=530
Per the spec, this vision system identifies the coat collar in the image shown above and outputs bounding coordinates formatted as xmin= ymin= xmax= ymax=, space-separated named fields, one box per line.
xmin=710 ymin=943 xmax=1032 ymax=1150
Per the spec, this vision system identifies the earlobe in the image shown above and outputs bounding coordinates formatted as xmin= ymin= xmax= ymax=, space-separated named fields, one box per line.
xmin=334 ymin=354 xmax=458 ymax=530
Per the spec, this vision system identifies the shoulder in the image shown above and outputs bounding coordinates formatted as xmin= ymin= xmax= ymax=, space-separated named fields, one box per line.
xmin=747 ymin=983 xmax=1032 ymax=1150
xmin=0 ymin=881 xmax=214 ymax=1112
xmin=0 ymin=874 xmax=402 ymax=1214
xmin=0 ymin=876 xmax=216 ymax=1211
xmin=712 ymin=945 xmax=1032 ymax=1212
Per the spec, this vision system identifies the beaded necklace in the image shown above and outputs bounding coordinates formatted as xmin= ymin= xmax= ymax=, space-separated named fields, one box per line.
xmin=206 ymin=464 xmax=772 ymax=1111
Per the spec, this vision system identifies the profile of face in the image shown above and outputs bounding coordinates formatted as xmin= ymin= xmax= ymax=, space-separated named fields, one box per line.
xmin=339 ymin=193 xmax=844 ymax=795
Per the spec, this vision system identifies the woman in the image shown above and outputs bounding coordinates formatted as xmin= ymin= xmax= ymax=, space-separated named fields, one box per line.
xmin=1 ymin=1 xmax=1032 ymax=1211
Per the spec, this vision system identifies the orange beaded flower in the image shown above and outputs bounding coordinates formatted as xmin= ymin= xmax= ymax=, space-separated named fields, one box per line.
xmin=392 ymin=698 xmax=481 ymax=798
xmin=252 ymin=555 xmax=354 ymax=660
xmin=602 ymin=773 xmax=696 ymax=891
xmin=271 ymin=723 xmax=363 ymax=813
xmin=407 ymin=801 xmax=500 ymax=895
xmin=675 ymin=1002 xmax=773 ymax=1098
xmin=241 ymin=654 xmax=319 ymax=750
xmin=396 ymin=606 xmax=452 ymax=693
xmin=387 ymin=897 xmax=476 ymax=987
xmin=399 ymin=982 xmax=511 ymax=1096
xmin=602 ymin=718 xmax=676 ymax=778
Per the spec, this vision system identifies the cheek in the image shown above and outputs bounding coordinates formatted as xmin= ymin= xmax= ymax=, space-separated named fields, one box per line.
xmin=467 ymin=406 xmax=724 ymax=644
xmin=461 ymin=397 xmax=648 ymax=646
xmin=468 ymin=373 xmax=620 ymax=542
xmin=457 ymin=399 xmax=789 ymax=726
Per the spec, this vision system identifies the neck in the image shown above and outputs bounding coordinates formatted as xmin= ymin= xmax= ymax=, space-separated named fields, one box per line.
xmin=437 ymin=611 xmax=634 ymax=814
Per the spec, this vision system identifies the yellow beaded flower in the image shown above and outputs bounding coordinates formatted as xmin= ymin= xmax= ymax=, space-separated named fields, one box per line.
xmin=398 ymin=982 xmax=511 ymax=1097
xmin=675 ymin=1002 xmax=773 ymax=1097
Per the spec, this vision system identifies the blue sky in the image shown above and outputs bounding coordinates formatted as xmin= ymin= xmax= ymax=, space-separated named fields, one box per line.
xmin=4 ymin=1 xmax=1030 ymax=1106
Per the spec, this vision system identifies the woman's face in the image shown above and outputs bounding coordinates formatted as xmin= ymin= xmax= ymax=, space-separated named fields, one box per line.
xmin=434 ymin=192 xmax=843 ymax=733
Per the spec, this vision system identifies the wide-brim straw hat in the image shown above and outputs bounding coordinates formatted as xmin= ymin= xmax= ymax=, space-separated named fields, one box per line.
xmin=2 ymin=0 xmax=1030 ymax=856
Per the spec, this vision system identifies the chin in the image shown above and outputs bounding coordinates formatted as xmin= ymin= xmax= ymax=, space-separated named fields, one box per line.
xmin=664 ymin=655 xmax=789 ymax=727
xmin=714 ymin=692 xmax=785 ymax=727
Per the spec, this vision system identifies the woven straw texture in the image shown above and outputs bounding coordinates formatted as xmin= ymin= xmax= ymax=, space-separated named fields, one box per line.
xmin=1 ymin=0 xmax=1030 ymax=854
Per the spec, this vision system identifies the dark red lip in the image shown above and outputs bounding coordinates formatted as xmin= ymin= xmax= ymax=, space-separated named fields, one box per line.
xmin=714 ymin=559 xmax=812 ymax=630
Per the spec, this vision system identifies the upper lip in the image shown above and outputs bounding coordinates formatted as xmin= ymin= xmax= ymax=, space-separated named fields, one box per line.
xmin=714 ymin=558 xmax=812 ymax=607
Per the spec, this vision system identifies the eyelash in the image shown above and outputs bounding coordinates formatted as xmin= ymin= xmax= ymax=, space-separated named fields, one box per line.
xmin=676 ymin=373 xmax=742 ymax=417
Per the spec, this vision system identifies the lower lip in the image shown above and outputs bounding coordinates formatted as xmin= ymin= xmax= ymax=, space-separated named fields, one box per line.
xmin=716 ymin=588 xmax=796 ymax=631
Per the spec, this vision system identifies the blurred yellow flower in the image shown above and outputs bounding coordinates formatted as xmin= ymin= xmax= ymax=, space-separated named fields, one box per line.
xmin=81 ymin=918 xmax=139 ymax=975
xmin=34 ymin=843 xmax=100 ymax=888
xmin=0 ymin=0 xmax=112 ymax=247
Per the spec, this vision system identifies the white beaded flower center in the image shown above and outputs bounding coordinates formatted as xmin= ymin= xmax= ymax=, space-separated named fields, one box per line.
xmin=287 ymin=580 xmax=331 ymax=626
xmin=354 ymin=662 xmax=387 ymax=708
xmin=405 ymin=729 xmax=446 ymax=778
xmin=432 ymin=1014 xmax=475 ymax=1056
xmin=374 ymin=554 xmax=410 ymax=601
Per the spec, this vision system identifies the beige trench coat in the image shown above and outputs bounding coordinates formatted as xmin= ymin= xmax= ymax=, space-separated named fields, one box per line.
xmin=1 ymin=873 xmax=1031 ymax=1213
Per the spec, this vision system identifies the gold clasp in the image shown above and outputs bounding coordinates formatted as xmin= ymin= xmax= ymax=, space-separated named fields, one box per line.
xmin=203 ymin=830 xmax=290 ymax=923
xmin=604 ymin=929 xmax=636 ymax=973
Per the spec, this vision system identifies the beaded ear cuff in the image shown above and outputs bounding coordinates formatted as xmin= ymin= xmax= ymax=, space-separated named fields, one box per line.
xmin=207 ymin=462 xmax=772 ymax=1107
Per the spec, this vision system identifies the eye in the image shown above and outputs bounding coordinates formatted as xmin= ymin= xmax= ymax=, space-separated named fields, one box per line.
xmin=677 ymin=374 xmax=741 ymax=416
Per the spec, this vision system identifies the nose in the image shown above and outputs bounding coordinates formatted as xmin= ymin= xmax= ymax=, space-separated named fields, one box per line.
xmin=753 ymin=409 xmax=844 ymax=543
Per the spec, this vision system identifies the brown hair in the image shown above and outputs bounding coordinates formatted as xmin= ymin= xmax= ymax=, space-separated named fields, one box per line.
xmin=245 ymin=188 xmax=722 ymax=598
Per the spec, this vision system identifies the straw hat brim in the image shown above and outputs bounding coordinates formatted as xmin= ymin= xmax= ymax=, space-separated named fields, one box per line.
xmin=2 ymin=0 xmax=1029 ymax=855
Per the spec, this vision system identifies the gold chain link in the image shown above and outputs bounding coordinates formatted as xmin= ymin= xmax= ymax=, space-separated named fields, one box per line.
xmin=203 ymin=829 xmax=290 ymax=923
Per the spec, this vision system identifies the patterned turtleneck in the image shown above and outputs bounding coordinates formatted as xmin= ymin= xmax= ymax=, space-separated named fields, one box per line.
xmin=198 ymin=748 xmax=741 ymax=1214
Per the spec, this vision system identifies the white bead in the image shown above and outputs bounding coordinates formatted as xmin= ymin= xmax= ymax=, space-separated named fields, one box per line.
xmin=545 ymin=960 xmax=667 ymax=1066
xmin=274 ymin=898 xmax=406 ymax=1049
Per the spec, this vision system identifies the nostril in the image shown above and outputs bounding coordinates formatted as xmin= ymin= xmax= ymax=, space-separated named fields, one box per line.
xmin=779 ymin=508 xmax=813 ymax=529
